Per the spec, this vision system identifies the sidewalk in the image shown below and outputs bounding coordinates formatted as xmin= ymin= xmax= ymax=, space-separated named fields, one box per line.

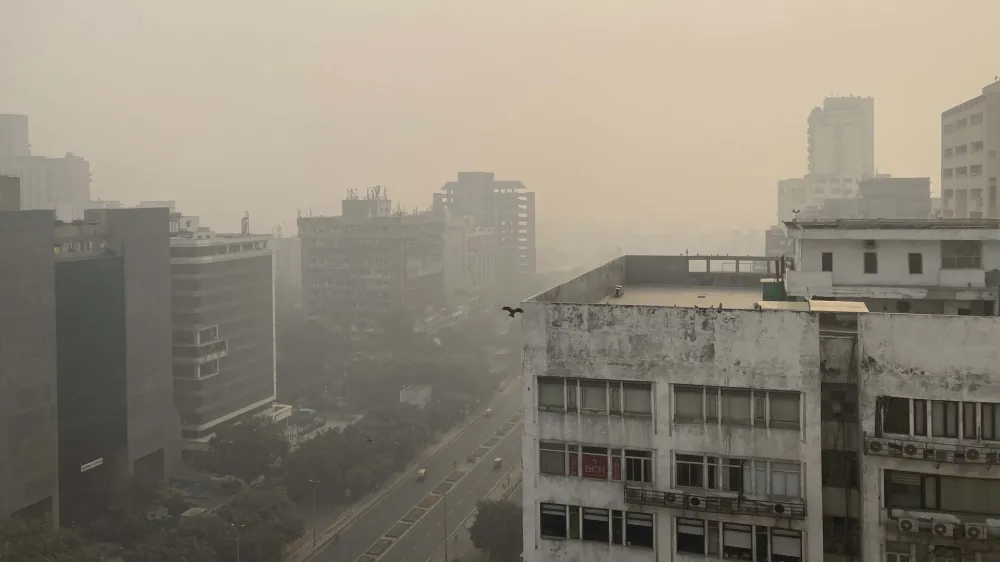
xmin=285 ymin=382 xmax=518 ymax=562
xmin=425 ymin=462 xmax=524 ymax=562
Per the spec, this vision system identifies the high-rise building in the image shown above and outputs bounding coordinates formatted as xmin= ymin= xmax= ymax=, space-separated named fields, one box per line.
xmin=55 ymin=208 xmax=181 ymax=524
xmin=0 ymin=115 xmax=92 ymax=219
xmin=940 ymin=79 xmax=1000 ymax=218
xmin=0 ymin=175 xmax=21 ymax=211
xmin=167 ymin=212 xmax=276 ymax=447
xmin=807 ymin=97 xmax=875 ymax=181
xmin=437 ymin=172 xmax=536 ymax=280
xmin=520 ymin=253 xmax=1000 ymax=562
xmin=272 ymin=231 xmax=303 ymax=310
xmin=441 ymin=211 xmax=496 ymax=311
xmin=298 ymin=187 xmax=446 ymax=334
xmin=0 ymin=210 xmax=60 ymax=523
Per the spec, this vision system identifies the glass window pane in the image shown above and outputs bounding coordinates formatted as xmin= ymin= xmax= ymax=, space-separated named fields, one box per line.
xmin=538 ymin=377 xmax=565 ymax=409
xmin=675 ymin=386 xmax=704 ymax=421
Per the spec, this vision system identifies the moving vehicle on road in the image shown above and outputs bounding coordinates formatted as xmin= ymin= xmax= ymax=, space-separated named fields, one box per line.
xmin=493 ymin=457 xmax=502 ymax=470
xmin=416 ymin=468 xmax=427 ymax=481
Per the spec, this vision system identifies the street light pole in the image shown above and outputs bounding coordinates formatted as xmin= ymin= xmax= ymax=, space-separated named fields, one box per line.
xmin=308 ymin=479 xmax=320 ymax=546
xmin=443 ymin=491 xmax=449 ymax=562
xmin=232 ymin=523 xmax=244 ymax=562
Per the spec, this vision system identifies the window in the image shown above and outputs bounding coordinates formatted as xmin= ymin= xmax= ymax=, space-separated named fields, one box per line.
xmin=971 ymin=164 xmax=983 ymax=176
xmin=882 ymin=397 xmax=911 ymax=435
xmin=771 ymin=529 xmax=802 ymax=562
xmin=964 ymin=402 xmax=977 ymax=439
xmin=611 ymin=510 xmax=623 ymax=545
xmin=566 ymin=379 xmax=578 ymax=411
xmin=913 ymin=399 xmax=927 ymax=436
xmin=676 ymin=454 xmax=705 ymax=488
xmin=942 ymin=240 xmax=982 ymax=269
xmin=723 ymin=523 xmax=753 ymax=559
xmin=581 ymin=508 xmax=610 ymax=542
xmin=624 ymin=449 xmax=653 ymax=483
xmin=983 ymin=403 xmax=1000 ymax=440
xmin=932 ymin=400 xmax=959 ymax=438
xmin=863 ymin=252 xmax=878 ymax=274
xmin=943 ymin=147 xmax=953 ymax=158
xmin=971 ymin=112 xmax=985 ymax=125
xmin=676 ymin=518 xmax=705 ymax=554
xmin=568 ymin=506 xmax=581 ymax=539
xmin=821 ymin=252 xmax=833 ymax=272
xmin=769 ymin=392 xmax=800 ymax=427
xmin=885 ymin=471 xmax=937 ymax=510
xmin=769 ymin=462 xmax=801 ymax=498
xmin=943 ymin=168 xmax=954 ymax=179
xmin=625 ymin=513 xmax=654 ymax=548
xmin=581 ymin=381 xmax=607 ymax=412
xmin=908 ymin=253 xmax=922 ymax=274
xmin=540 ymin=503 xmax=567 ymax=539
xmin=957 ymin=166 xmax=968 ymax=177
xmin=581 ymin=446 xmax=609 ymax=480
xmin=956 ymin=118 xmax=968 ymax=130
xmin=623 ymin=382 xmax=653 ymax=415
xmin=675 ymin=386 xmax=704 ymax=420
xmin=722 ymin=389 xmax=751 ymax=423
xmin=538 ymin=377 xmax=565 ymax=410
xmin=943 ymin=123 xmax=954 ymax=134
xmin=972 ymin=140 xmax=985 ymax=151
xmin=956 ymin=144 xmax=969 ymax=155
xmin=539 ymin=441 xmax=567 ymax=475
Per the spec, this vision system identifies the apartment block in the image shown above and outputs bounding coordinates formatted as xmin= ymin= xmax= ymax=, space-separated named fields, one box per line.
xmin=783 ymin=218 xmax=1000 ymax=315
xmin=0 ymin=210 xmax=59 ymax=523
xmin=438 ymin=172 xmax=535 ymax=279
xmin=940 ymin=79 xmax=1000 ymax=218
xmin=298 ymin=187 xmax=445 ymax=334
xmin=442 ymin=211 xmax=496 ymax=310
xmin=168 ymin=213 xmax=276 ymax=445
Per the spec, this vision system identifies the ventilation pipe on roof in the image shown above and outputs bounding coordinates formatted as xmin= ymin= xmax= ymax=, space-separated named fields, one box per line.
xmin=613 ymin=285 xmax=624 ymax=298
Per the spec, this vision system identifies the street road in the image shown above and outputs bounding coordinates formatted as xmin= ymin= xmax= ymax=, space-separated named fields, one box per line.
xmin=380 ymin=426 xmax=521 ymax=562
xmin=311 ymin=386 xmax=522 ymax=562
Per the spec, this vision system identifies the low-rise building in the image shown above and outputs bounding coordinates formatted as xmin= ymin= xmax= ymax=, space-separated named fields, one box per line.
xmin=783 ymin=218 xmax=1000 ymax=315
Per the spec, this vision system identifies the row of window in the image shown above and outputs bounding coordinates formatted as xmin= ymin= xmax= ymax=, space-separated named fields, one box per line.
xmin=676 ymin=518 xmax=803 ymax=562
xmin=878 ymin=396 xmax=1000 ymax=441
xmin=539 ymin=442 xmax=654 ymax=483
xmin=885 ymin=469 xmax=1000 ymax=517
xmin=674 ymin=386 xmax=801 ymax=429
xmin=943 ymin=112 xmax=984 ymax=134
xmin=538 ymin=377 xmax=653 ymax=416
xmin=539 ymin=503 xmax=654 ymax=548
xmin=943 ymin=165 xmax=985 ymax=179
xmin=944 ymin=141 xmax=985 ymax=158
xmin=675 ymin=454 xmax=802 ymax=499
xmin=819 ymin=240 xmax=983 ymax=276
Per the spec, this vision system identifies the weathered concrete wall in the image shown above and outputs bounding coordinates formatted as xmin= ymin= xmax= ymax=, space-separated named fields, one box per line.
xmin=521 ymin=301 xmax=824 ymax=562
xmin=529 ymin=257 xmax=624 ymax=304
xmin=858 ymin=313 xmax=1000 ymax=562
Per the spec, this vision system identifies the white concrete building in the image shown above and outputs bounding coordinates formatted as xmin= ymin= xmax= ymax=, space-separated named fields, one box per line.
xmin=783 ymin=218 xmax=1000 ymax=315
xmin=521 ymin=255 xmax=838 ymax=562
xmin=940 ymin=79 xmax=1000 ymax=219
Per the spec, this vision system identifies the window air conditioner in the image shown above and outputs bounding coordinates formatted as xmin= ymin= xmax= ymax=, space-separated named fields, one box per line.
xmin=963 ymin=524 xmax=987 ymax=540
xmin=932 ymin=522 xmax=955 ymax=537
xmin=897 ymin=518 xmax=917 ymax=533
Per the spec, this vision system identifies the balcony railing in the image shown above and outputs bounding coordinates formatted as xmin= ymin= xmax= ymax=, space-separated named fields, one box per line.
xmin=624 ymin=486 xmax=806 ymax=520
xmin=865 ymin=434 xmax=1000 ymax=465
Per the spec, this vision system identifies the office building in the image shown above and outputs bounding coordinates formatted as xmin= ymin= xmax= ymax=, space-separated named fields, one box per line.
xmin=783 ymin=218 xmax=1000 ymax=315
xmin=298 ymin=187 xmax=445 ymax=334
xmin=0 ymin=210 xmax=60 ymax=523
xmin=807 ymin=97 xmax=875 ymax=181
xmin=858 ymin=177 xmax=932 ymax=219
xmin=437 ymin=172 xmax=536 ymax=279
xmin=272 ymin=231 xmax=303 ymax=310
xmin=0 ymin=115 xmax=91 ymax=219
xmin=442 ymin=211 xmax=496 ymax=310
xmin=168 ymin=212 xmax=276 ymax=446
xmin=940 ymin=79 xmax=1000 ymax=218
xmin=55 ymin=209 xmax=181 ymax=523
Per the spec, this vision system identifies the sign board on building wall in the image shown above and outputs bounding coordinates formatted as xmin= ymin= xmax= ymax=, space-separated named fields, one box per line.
xmin=80 ymin=458 xmax=104 ymax=473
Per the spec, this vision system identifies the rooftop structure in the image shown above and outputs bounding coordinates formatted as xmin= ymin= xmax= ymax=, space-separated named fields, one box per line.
xmin=520 ymin=253 xmax=1000 ymax=562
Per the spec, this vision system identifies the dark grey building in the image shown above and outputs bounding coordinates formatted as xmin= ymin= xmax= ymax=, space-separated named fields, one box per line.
xmin=0 ymin=175 xmax=20 ymax=211
xmin=437 ymin=172 xmax=536 ymax=280
xmin=168 ymin=213 xmax=275 ymax=445
xmin=0 ymin=210 xmax=59 ymax=523
xmin=55 ymin=208 xmax=180 ymax=524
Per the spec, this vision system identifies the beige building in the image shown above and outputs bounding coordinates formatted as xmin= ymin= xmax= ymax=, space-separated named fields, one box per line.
xmin=941 ymin=79 xmax=1000 ymax=218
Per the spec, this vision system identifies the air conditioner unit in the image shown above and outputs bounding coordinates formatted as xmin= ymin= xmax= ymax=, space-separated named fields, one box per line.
xmin=613 ymin=285 xmax=624 ymax=298
xmin=868 ymin=440 xmax=885 ymax=454
xmin=864 ymin=240 xmax=877 ymax=249
xmin=963 ymin=524 xmax=987 ymax=540
xmin=965 ymin=448 xmax=983 ymax=462
xmin=902 ymin=444 xmax=921 ymax=458
xmin=897 ymin=517 xmax=918 ymax=533
xmin=932 ymin=522 xmax=956 ymax=537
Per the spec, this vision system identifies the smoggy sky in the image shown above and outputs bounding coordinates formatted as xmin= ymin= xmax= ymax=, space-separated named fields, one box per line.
xmin=2 ymin=0 xmax=998 ymax=236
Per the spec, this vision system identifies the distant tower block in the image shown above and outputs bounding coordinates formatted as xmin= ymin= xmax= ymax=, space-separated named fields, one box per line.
xmin=0 ymin=114 xmax=30 ymax=157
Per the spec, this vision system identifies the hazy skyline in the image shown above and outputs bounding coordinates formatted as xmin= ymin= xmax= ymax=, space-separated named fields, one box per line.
xmin=2 ymin=0 xmax=998 ymax=236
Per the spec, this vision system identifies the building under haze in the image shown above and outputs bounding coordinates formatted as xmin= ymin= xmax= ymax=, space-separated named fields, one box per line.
xmin=940 ymin=79 xmax=1000 ymax=218
xmin=168 ymin=212 xmax=277 ymax=447
xmin=0 ymin=175 xmax=21 ymax=211
xmin=436 ymin=172 xmax=536 ymax=280
xmin=54 ymin=208 xmax=181 ymax=525
xmin=0 ymin=115 xmax=92 ymax=220
xmin=0 ymin=210 xmax=60 ymax=523
xmin=521 ymin=253 xmax=1000 ymax=562
xmin=441 ymin=210 xmax=496 ymax=311
xmin=298 ymin=187 xmax=446 ymax=334
xmin=272 ymin=230 xmax=303 ymax=310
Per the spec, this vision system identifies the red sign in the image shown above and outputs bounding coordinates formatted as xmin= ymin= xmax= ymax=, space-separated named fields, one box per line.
xmin=569 ymin=455 xmax=578 ymax=477
xmin=581 ymin=454 xmax=608 ymax=480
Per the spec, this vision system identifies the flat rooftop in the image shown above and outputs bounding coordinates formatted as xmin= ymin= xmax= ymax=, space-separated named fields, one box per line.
xmin=783 ymin=218 xmax=1000 ymax=230
xmin=596 ymin=285 xmax=763 ymax=309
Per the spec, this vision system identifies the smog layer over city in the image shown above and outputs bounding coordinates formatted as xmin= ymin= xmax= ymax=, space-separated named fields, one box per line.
xmin=3 ymin=1 xmax=1000 ymax=562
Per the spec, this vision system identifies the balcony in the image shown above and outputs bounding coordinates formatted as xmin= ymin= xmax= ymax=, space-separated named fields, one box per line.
xmin=885 ymin=506 xmax=999 ymax=541
xmin=172 ymin=339 xmax=229 ymax=364
xmin=623 ymin=486 xmax=806 ymax=520
xmin=784 ymin=270 xmax=994 ymax=301
xmin=865 ymin=434 xmax=1000 ymax=465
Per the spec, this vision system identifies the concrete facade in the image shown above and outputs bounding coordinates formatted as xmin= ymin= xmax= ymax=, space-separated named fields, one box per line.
xmin=442 ymin=211 xmax=496 ymax=310
xmin=858 ymin=177 xmax=932 ymax=220
xmin=168 ymin=213 xmax=276 ymax=443
xmin=807 ymin=97 xmax=875 ymax=181
xmin=784 ymin=219 xmax=1000 ymax=315
xmin=0 ymin=210 xmax=60 ymax=522
xmin=521 ymin=256 xmax=824 ymax=562
xmin=0 ymin=175 xmax=21 ymax=211
xmin=940 ymin=79 xmax=1000 ymax=218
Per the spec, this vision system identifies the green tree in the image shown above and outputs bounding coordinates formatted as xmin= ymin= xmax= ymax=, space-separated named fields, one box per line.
xmin=0 ymin=517 xmax=102 ymax=562
xmin=126 ymin=528 xmax=216 ymax=562
xmin=218 ymin=487 xmax=304 ymax=562
xmin=469 ymin=500 xmax=522 ymax=562
xmin=197 ymin=418 xmax=290 ymax=483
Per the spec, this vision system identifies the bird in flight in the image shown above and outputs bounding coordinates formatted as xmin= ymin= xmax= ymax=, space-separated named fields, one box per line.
xmin=365 ymin=435 xmax=373 ymax=443
xmin=502 ymin=306 xmax=524 ymax=318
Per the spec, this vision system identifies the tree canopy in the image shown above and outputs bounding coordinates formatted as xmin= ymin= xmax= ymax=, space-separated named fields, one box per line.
xmin=469 ymin=500 xmax=523 ymax=562
xmin=0 ymin=517 xmax=103 ymax=562
xmin=196 ymin=418 xmax=290 ymax=484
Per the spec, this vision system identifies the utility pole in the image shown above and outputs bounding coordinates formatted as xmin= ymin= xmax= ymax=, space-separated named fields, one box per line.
xmin=443 ymin=491 xmax=449 ymax=562
xmin=309 ymin=479 xmax=320 ymax=546
xmin=232 ymin=523 xmax=245 ymax=562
